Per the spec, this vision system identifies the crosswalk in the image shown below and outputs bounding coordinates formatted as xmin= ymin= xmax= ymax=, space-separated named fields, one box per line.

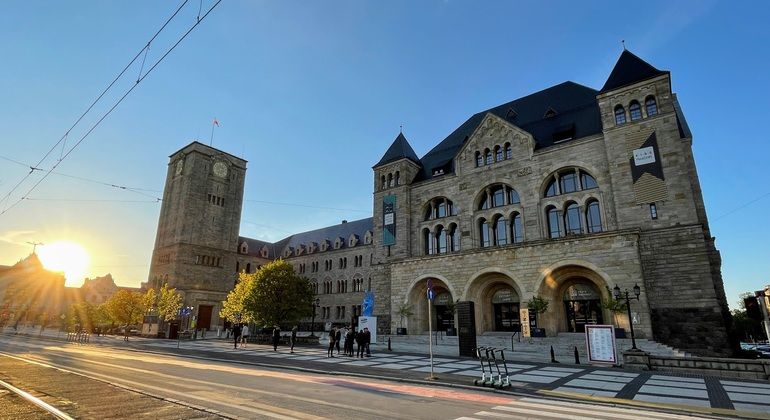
xmin=457 ymin=397 xmax=714 ymax=420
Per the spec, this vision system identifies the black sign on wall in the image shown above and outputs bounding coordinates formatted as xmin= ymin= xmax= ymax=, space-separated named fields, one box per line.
xmin=457 ymin=301 xmax=477 ymax=358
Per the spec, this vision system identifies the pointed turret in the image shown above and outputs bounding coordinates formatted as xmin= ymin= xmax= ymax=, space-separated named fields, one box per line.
xmin=600 ymin=50 xmax=668 ymax=93
xmin=373 ymin=132 xmax=421 ymax=168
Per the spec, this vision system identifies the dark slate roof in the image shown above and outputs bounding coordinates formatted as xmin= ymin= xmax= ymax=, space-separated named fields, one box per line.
xmin=374 ymin=133 xmax=421 ymax=168
xmin=601 ymin=50 xmax=668 ymax=93
xmin=239 ymin=218 xmax=374 ymax=259
xmin=673 ymin=98 xmax=692 ymax=139
xmin=415 ymin=81 xmax=603 ymax=181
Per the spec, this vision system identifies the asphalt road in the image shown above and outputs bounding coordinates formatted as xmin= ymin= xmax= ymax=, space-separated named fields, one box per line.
xmin=0 ymin=335 xmax=721 ymax=419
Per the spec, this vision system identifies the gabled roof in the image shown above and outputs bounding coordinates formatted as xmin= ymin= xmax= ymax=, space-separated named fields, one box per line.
xmin=414 ymin=81 xmax=603 ymax=181
xmin=373 ymin=133 xmax=421 ymax=168
xmin=600 ymin=50 xmax=668 ymax=93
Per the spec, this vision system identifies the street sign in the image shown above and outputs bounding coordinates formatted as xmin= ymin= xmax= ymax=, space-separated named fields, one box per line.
xmin=427 ymin=279 xmax=433 ymax=290
xmin=427 ymin=289 xmax=435 ymax=301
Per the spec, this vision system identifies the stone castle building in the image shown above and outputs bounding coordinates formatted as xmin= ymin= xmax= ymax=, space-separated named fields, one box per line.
xmin=148 ymin=50 xmax=732 ymax=356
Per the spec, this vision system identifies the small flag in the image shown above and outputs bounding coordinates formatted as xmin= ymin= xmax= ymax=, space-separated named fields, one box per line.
xmin=213 ymin=118 xmax=220 ymax=127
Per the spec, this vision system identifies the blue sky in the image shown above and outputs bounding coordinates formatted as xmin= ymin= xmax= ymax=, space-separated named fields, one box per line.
xmin=0 ymin=1 xmax=768 ymax=308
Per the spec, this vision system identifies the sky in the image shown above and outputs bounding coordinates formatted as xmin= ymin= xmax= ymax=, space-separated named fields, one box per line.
xmin=0 ymin=1 xmax=768 ymax=309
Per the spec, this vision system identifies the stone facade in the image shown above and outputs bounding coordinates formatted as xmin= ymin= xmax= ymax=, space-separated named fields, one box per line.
xmin=148 ymin=50 xmax=731 ymax=356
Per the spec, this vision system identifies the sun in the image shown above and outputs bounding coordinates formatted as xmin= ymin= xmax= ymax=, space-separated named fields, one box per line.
xmin=38 ymin=241 xmax=90 ymax=286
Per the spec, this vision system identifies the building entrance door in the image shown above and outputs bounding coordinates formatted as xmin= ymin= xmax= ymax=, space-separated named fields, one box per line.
xmin=433 ymin=292 xmax=455 ymax=333
xmin=562 ymin=283 xmax=603 ymax=333
xmin=197 ymin=305 xmax=213 ymax=330
xmin=493 ymin=302 xmax=520 ymax=331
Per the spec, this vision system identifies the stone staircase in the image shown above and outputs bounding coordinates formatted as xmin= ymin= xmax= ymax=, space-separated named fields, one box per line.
xmin=382 ymin=332 xmax=687 ymax=364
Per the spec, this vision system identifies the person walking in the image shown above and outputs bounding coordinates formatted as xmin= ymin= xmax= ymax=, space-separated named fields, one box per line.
xmin=232 ymin=323 xmax=242 ymax=349
xmin=272 ymin=325 xmax=281 ymax=351
xmin=290 ymin=325 xmax=298 ymax=353
xmin=327 ymin=326 xmax=337 ymax=358
xmin=240 ymin=324 xmax=250 ymax=348
xmin=347 ymin=327 xmax=355 ymax=356
xmin=356 ymin=329 xmax=365 ymax=358
xmin=363 ymin=327 xmax=371 ymax=357
xmin=334 ymin=327 xmax=342 ymax=355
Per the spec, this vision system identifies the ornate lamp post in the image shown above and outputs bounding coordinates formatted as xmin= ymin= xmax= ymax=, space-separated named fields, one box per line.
xmin=310 ymin=298 xmax=320 ymax=338
xmin=613 ymin=283 xmax=641 ymax=350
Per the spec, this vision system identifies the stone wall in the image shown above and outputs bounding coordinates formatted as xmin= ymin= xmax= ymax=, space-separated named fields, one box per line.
xmin=624 ymin=351 xmax=770 ymax=380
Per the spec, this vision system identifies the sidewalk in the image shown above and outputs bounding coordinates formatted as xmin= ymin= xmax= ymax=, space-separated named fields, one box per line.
xmin=6 ymin=327 xmax=770 ymax=418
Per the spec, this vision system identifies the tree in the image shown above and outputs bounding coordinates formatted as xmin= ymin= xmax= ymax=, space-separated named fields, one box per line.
xmin=103 ymin=290 xmax=145 ymax=336
xmin=220 ymin=259 xmax=313 ymax=327
xmin=397 ymin=303 xmax=414 ymax=329
xmin=601 ymin=286 xmax=627 ymax=328
xmin=526 ymin=295 xmax=549 ymax=328
xmin=156 ymin=283 xmax=183 ymax=322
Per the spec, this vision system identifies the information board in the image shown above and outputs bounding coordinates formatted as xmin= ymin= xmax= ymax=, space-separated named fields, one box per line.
xmin=519 ymin=308 xmax=531 ymax=338
xmin=358 ymin=316 xmax=377 ymax=343
xmin=585 ymin=325 xmax=617 ymax=364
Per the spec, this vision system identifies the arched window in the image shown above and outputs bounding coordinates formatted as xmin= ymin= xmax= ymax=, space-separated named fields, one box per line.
xmin=380 ymin=175 xmax=386 ymax=190
xmin=246 ymin=263 xmax=251 ymax=273
xmin=511 ymin=212 xmax=523 ymax=243
xmin=437 ymin=226 xmax=447 ymax=254
xmin=495 ymin=145 xmax=503 ymax=162
xmin=485 ymin=149 xmax=493 ymax=165
xmin=494 ymin=217 xmax=508 ymax=246
xmin=236 ymin=261 xmax=240 ymax=273
xmin=586 ymin=200 xmax=602 ymax=233
xmin=508 ymin=189 xmax=520 ymax=205
xmin=437 ymin=201 xmax=446 ymax=218
xmin=493 ymin=186 xmax=505 ymax=207
xmin=629 ymin=100 xmax=642 ymax=121
xmin=449 ymin=223 xmax=460 ymax=252
xmin=505 ymin=143 xmax=512 ymax=159
xmin=387 ymin=173 xmax=393 ymax=187
xmin=545 ymin=179 xmax=557 ymax=197
xmin=547 ymin=207 xmax=561 ymax=238
xmin=581 ymin=172 xmax=598 ymax=190
xmin=645 ymin=96 xmax=658 ymax=117
xmin=564 ymin=202 xmax=582 ymax=235
xmin=614 ymin=105 xmax=626 ymax=125
xmin=475 ymin=151 xmax=483 ymax=167
xmin=479 ymin=218 xmax=491 ymax=247
xmin=394 ymin=171 xmax=400 ymax=186
xmin=560 ymin=171 xmax=578 ymax=194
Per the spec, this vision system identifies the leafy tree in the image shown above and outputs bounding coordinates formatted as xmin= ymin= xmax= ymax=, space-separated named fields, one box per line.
xmin=397 ymin=303 xmax=414 ymax=329
xmin=526 ymin=295 xmax=549 ymax=328
xmin=103 ymin=290 xmax=145 ymax=334
xmin=156 ymin=283 xmax=183 ymax=322
xmin=220 ymin=259 xmax=313 ymax=327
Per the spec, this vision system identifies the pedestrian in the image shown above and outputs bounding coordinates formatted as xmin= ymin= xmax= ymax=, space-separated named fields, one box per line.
xmin=272 ymin=325 xmax=281 ymax=351
xmin=241 ymin=324 xmax=250 ymax=348
xmin=346 ymin=327 xmax=355 ymax=356
xmin=356 ymin=329 xmax=365 ymax=358
xmin=233 ymin=323 xmax=242 ymax=349
xmin=363 ymin=327 xmax=371 ymax=357
xmin=290 ymin=325 xmax=298 ymax=353
xmin=334 ymin=326 xmax=342 ymax=355
xmin=327 ymin=326 xmax=336 ymax=358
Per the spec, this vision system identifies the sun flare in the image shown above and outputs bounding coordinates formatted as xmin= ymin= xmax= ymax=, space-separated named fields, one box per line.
xmin=38 ymin=241 xmax=90 ymax=286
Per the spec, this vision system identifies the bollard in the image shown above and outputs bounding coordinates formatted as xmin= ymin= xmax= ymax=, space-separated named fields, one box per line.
xmin=387 ymin=337 xmax=392 ymax=351
xmin=574 ymin=346 xmax=580 ymax=364
xmin=550 ymin=345 xmax=557 ymax=363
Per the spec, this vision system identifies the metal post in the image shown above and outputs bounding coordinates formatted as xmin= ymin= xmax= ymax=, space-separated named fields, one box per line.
xmin=626 ymin=292 xmax=638 ymax=350
xmin=428 ymin=294 xmax=435 ymax=380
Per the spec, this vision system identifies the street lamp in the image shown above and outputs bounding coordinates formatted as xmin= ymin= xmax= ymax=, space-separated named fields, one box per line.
xmin=613 ymin=283 xmax=641 ymax=350
xmin=310 ymin=298 xmax=320 ymax=338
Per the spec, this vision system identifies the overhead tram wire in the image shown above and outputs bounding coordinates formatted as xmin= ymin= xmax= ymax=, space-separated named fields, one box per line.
xmin=243 ymin=199 xmax=370 ymax=214
xmin=0 ymin=0 xmax=222 ymax=217
xmin=0 ymin=0 xmax=190 ymax=208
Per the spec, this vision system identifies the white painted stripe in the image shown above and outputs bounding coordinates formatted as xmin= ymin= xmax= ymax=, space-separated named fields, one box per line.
xmin=722 ymin=380 xmax=770 ymax=390
xmin=518 ymin=397 xmax=709 ymax=419
xmin=491 ymin=406 xmax=606 ymax=419
xmin=499 ymin=401 xmax=689 ymax=420
xmin=0 ymin=378 xmax=74 ymax=420
xmin=649 ymin=375 xmax=704 ymax=383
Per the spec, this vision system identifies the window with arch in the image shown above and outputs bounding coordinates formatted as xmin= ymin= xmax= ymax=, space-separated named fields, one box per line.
xmin=479 ymin=184 xmax=521 ymax=210
xmin=614 ymin=105 xmax=626 ymax=125
xmin=423 ymin=228 xmax=436 ymax=255
xmin=380 ymin=175 xmax=386 ymax=190
xmin=645 ymin=96 xmax=658 ymax=117
xmin=246 ymin=263 xmax=251 ymax=273
xmin=388 ymin=173 xmax=394 ymax=187
xmin=494 ymin=216 xmax=508 ymax=246
xmin=564 ymin=202 xmax=582 ymax=235
xmin=394 ymin=171 xmax=400 ymax=186
xmin=542 ymin=168 xmax=599 ymax=198
xmin=437 ymin=225 xmax=448 ymax=254
xmin=511 ymin=212 xmax=523 ymax=243
xmin=485 ymin=149 xmax=493 ymax=165
xmin=449 ymin=223 xmax=460 ymax=252
xmin=424 ymin=197 xmax=456 ymax=220
xmin=629 ymin=100 xmax=642 ymax=121
xmin=479 ymin=218 xmax=491 ymax=247
xmin=495 ymin=145 xmax=503 ymax=162
xmin=505 ymin=143 xmax=512 ymax=159
xmin=546 ymin=206 xmax=561 ymax=238
xmin=586 ymin=200 xmax=603 ymax=233
xmin=475 ymin=151 xmax=483 ymax=167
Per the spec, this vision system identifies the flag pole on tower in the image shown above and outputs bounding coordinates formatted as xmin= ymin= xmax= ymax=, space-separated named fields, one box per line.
xmin=210 ymin=118 xmax=220 ymax=146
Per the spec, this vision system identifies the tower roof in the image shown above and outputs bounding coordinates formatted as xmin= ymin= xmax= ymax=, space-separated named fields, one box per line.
xmin=601 ymin=50 xmax=668 ymax=93
xmin=373 ymin=133 xmax=421 ymax=168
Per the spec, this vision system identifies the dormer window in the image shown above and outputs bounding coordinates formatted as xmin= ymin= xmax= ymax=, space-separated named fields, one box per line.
xmin=614 ymin=105 xmax=626 ymax=125
xmin=506 ymin=108 xmax=518 ymax=120
xmin=364 ymin=231 xmax=373 ymax=245
xmin=334 ymin=237 xmax=343 ymax=249
xmin=544 ymin=107 xmax=557 ymax=118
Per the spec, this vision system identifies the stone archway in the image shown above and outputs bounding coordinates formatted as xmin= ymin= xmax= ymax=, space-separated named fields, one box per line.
xmin=465 ymin=271 xmax=522 ymax=334
xmin=404 ymin=276 xmax=455 ymax=334
xmin=534 ymin=264 xmax=612 ymax=335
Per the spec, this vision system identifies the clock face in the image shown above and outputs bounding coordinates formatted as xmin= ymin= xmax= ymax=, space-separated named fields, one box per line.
xmin=213 ymin=161 xmax=228 ymax=178
xmin=175 ymin=160 xmax=184 ymax=175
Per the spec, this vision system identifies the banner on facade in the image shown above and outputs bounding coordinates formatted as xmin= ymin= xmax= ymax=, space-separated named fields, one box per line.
xmin=382 ymin=195 xmax=396 ymax=246
xmin=520 ymin=308 xmax=530 ymax=338
xmin=585 ymin=325 xmax=617 ymax=365
xmin=358 ymin=316 xmax=377 ymax=343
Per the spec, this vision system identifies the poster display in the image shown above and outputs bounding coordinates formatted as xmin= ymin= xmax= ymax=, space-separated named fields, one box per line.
xmin=383 ymin=195 xmax=396 ymax=245
xmin=358 ymin=316 xmax=377 ymax=343
xmin=519 ymin=308 xmax=530 ymax=338
xmin=585 ymin=325 xmax=617 ymax=364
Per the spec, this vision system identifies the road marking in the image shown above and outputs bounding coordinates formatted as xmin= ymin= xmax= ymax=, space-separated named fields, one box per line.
xmin=0 ymin=378 xmax=75 ymax=420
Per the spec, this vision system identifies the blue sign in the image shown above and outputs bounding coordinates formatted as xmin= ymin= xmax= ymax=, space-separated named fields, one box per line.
xmin=427 ymin=289 xmax=435 ymax=301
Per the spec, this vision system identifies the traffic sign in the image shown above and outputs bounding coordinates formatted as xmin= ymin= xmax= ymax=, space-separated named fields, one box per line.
xmin=427 ymin=289 xmax=435 ymax=301
xmin=427 ymin=279 xmax=433 ymax=290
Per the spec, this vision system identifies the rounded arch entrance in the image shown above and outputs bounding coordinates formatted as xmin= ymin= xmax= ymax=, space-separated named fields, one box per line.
xmin=535 ymin=263 xmax=612 ymax=334
xmin=404 ymin=276 xmax=456 ymax=334
xmin=465 ymin=270 xmax=522 ymax=334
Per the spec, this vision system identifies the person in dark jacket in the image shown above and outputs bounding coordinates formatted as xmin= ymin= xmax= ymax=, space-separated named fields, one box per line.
xmin=272 ymin=326 xmax=281 ymax=351
xmin=327 ymin=326 xmax=337 ymax=358
xmin=334 ymin=327 xmax=342 ymax=355
xmin=345 ymin=327 xmax=354 ymax=356
xmin=363 ymin=327 xmax=371 ymax=356
xmin=356 ymin=329 xmax=365 ymax=358
xmin=232 ymin=323 xmax=242 ymax=349
xmin=290 ymin=325 xmax=298 ymax=353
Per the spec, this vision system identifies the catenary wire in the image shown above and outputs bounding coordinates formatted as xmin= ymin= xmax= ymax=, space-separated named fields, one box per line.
xmin=0 ymin=0 xmax=190 ymax=208
xmin=0 ymin=0 xmax=222 ymax=216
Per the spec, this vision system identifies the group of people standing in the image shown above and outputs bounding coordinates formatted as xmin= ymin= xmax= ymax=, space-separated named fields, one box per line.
xmin=327 ymin=326 xmax=370 ymax=358
xmin=230 ymin=324 xmax=299 ymax=352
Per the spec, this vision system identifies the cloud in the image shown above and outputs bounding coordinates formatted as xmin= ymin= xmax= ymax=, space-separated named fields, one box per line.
xmin=0 ymin=230 xmax=36 ymax=246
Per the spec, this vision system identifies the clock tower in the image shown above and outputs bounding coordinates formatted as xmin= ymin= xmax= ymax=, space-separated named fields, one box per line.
xmin=148 ymin=141 xmax=247 ymax=330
